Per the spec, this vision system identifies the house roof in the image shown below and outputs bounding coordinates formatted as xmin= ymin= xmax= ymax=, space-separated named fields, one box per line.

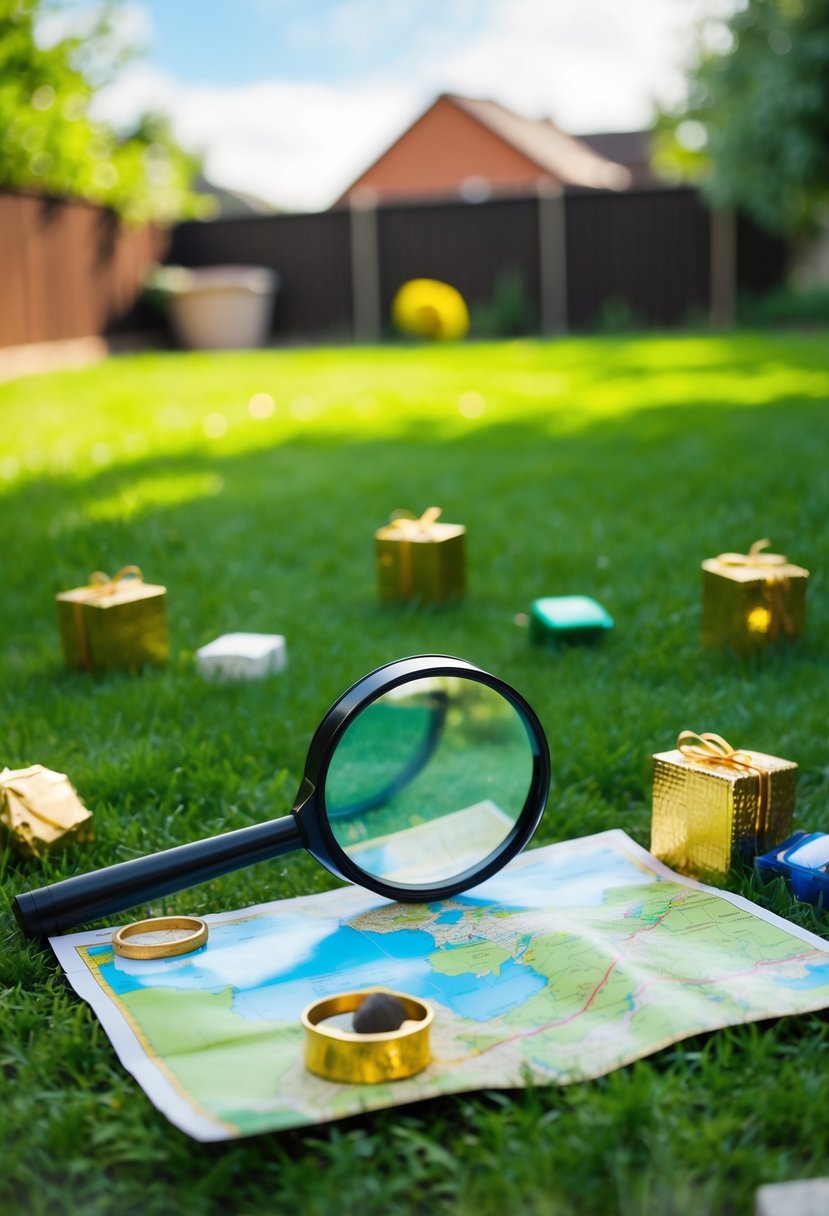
xmin=441 ymin=94 xmax=632 ymax=191
xmin=574 ymin=130 xmax=658 ymax=186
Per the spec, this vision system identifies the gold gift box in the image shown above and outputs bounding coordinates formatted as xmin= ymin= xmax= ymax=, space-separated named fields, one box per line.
xmin=57 ymin=566 xmax=168 ymax=672
xmin=1 ymin=764 xmax=93 ymax=859
xmin=375 ymin=508 xmax=466 ymax=604
xmin=651 ymin=731 xmax=796 ymax=882
xmin=701 ymin=539 xmax=808 ymax=650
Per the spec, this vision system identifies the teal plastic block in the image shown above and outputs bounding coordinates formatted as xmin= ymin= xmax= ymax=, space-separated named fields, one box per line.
xmin=529 ymin=595 xmax=614 ymax=644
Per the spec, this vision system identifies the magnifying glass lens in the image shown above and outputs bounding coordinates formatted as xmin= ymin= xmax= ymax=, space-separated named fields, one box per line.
xmin=324 ymin=676 xmax=536 ymax=886
xmin=14 ymin=656 xmax=549 ymax=938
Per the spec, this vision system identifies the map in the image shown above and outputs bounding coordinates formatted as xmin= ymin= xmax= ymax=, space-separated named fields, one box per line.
xmin=51 ymin=830 xmax=829 ymax=1141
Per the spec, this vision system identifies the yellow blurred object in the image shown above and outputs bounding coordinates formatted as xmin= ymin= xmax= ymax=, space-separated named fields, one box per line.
xmin=391 ymin=279 xmax=470 ymax=340
xmin=0 ymin=765 xmax=93 ymax=859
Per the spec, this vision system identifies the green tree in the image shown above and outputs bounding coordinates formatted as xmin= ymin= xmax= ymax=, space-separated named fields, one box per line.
xmin=0 ymin=0 xmax=211 ymax=223
xmin=654 ymin=0 xmax=829 ymax=237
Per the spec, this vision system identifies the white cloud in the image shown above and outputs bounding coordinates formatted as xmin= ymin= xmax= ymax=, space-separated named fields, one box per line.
xmin=427 ymin=0 xmax=732 ymax=133
xmin=94 ymin=64 xmax=422 ymax=211
xmin=91 ymin=0 xmax=737 ymax=211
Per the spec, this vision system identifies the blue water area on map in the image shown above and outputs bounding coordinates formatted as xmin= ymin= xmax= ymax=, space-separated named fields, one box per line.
xmin=774 ymin=961 xmax=829 ymax=990
xmin=467 ymin=844 xmax=659 ymax=909
xmin=87 ymin=843 xmax=652 ymax=1023
xmin=91 ymin=919 xmax=548 ymax=1025
xmin=229 ymin=925 xmax=548 ymax=1024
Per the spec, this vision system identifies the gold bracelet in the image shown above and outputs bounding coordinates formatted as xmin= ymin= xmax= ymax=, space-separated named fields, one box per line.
xmin=301 ymin=989 xmax=433 ymax=1085
xmin=112 ymin=915 xmax=208 ymax=960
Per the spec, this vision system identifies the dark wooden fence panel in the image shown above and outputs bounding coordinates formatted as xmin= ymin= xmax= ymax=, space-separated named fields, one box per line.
xmin=376 ymin=198 xmax=540 ymax=326
xmin=0 ymin=192 xmax=166 ymax=347
xmin=736 ymin=213 xmax=788 ymax=296
xmin=168 ymin=210 xmax=353 ymax=338
xmin=0 ymin=186 xmax=790 ymax=350
xmin=565 ymin=187 xmax=712 ymax=329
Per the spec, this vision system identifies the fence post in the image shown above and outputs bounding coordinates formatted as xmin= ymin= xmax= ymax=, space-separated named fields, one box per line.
xmin=709 ymin=207 xmax=737 ymax=328
xmin=537 ymin=184 xmax=568 ymax=335
xmin=349 ymin=191 xmax=382 ymax=342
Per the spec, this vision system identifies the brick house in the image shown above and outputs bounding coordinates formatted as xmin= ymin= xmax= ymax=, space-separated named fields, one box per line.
xmin=335 ymin=93 xmax=637 ymax=206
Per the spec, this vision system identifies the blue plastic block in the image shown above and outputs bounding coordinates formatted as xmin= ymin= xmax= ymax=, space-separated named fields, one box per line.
xmin=755 ymin=831 xmax=829 ymax=907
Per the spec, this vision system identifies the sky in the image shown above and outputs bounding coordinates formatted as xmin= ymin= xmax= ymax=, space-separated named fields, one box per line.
xmin=54 ymin=0 xmax=736 ymax=213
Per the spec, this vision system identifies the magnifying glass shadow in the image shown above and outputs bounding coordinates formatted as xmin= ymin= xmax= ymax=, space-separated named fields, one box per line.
xmin=14 ymin=656 xmax=550 ymax=938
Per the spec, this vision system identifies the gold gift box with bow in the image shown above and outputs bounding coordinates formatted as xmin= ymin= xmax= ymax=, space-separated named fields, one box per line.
xmin=1 ymin=765 xmax=93 ymax=858
xmin=375 ymin=508 xmax=466 ymax=604
xmin=701 ymin=539 xmax=809 ymax=650
xmin=651 ymin=731 xmax=796 ymax=882
xmin=57 ymin=566 xmax=168 ymax=673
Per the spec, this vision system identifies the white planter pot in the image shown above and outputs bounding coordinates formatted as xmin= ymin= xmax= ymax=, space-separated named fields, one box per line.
xmin=167 ymin=265 xmax=279 ymax=350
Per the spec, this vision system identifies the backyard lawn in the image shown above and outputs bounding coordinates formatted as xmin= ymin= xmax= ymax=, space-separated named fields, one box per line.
xmin=1 ymin=331 xmax=829 ymax=1215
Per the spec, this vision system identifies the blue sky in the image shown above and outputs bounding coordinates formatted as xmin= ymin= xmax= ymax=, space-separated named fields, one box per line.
xmin=130 ymin=1 xmax=489 ymax=89
xmin=57 ymin=0 xmax=732 ymax=212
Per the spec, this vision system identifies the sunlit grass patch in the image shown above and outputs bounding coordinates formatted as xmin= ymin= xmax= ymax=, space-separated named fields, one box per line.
xmin=1 ymin=328 xmax=828 ymax=1216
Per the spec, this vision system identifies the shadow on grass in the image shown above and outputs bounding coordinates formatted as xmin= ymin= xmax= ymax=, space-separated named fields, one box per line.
xmin=2 ymin=389 xmax=827 ymax=819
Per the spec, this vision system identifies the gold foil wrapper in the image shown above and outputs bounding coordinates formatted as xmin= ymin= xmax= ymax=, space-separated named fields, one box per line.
xmin=651 ymin=747 xmax=796 ymax=881
xmin=57 ymin=578 xmax=168 ymax=672
xmin=375 ymin=520 xmax=466 ymax=604
xmin=701 ymin=557 xmax=808 ymax=651
xmin=0 ymin=765 xmax=93 ymax=859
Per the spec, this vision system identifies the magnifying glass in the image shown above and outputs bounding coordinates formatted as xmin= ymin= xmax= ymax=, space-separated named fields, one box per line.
xmin=14 ymin=655 xmax=550 ymax=938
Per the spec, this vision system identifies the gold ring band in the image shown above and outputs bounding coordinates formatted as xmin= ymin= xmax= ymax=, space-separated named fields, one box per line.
xmin=301 ymin=989 xmax=433 ymax=1084
xmin=112 ymin=915 xmax=208 ymax=960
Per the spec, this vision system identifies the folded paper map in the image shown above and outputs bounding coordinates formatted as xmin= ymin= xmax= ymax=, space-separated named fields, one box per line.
xmin=50 ymin=830 xmax=829 ymax=1141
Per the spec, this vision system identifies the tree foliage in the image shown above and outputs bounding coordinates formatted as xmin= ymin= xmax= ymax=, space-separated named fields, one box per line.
xmin=0 ymin=0 xmax=211 ymax=223
xmin=654 ymin=0 xmax=829 ymax=237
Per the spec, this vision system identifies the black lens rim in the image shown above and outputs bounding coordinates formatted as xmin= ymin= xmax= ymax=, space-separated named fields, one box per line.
xmin=294 ymin=655 xmax=550 ymax=903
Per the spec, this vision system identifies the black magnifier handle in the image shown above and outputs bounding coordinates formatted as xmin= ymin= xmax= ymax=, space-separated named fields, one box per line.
xmin=14 ymin=812 xmax=304 ymax=939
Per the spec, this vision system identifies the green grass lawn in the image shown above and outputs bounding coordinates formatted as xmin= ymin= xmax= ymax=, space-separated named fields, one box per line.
xmin=2 ymin=331 xmax=829 ymax=1216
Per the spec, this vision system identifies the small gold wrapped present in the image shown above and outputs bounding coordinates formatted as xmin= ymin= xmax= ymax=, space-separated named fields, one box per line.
xmin=651 ymin=730 xmax=796 ymax=881
xmin=375 ymin=508 xmax=466 ymax=604
xmin=0 ymin=765 xmax=93 ymax=858
xmin=57 ymin=566 xmax=168 ymax=672
xmin=701 ymin=539 xmax=808 ymax=650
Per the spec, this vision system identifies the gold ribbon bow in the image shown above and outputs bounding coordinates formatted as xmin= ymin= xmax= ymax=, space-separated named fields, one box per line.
xmin=715 ymin=539 xmax=787 ymax=568
xmin=387 ymin=507 xmax=443 ymax=537
xmin=677 ymin=730 xmax=771 ymax=841
xmin=87 ymin=565 xmax=144 ymax=598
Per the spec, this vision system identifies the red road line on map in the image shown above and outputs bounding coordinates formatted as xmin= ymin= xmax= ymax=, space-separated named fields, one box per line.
xmin=628 ymin=951 xmax=813 ymax=998
xmin=453 ymin=956 xmax=621 ymax=1061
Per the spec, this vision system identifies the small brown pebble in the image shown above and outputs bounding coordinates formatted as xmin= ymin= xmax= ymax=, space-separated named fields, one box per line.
xmin=352 ymin=992 xmax=408 ymax=1034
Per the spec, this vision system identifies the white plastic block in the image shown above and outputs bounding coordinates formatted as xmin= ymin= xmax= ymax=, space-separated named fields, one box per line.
xmin=755 ymin=1178 xmax=829 ymax=1216
xmin=195 ymin=632 xmax=287 ymax=681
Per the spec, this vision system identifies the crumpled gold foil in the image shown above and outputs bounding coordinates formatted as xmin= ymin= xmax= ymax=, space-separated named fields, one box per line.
xmin=56 ymin=566 xmax=168 ymax=672
xmin=0 ymin=765 xmax=93 ymax=858
xmin=701 ymin=540 xmax=809 ymax=650
xmin=651 ymin=733 xmax=796 ymax=882
xmin=375 ymin=508 xmax=466 ymax=604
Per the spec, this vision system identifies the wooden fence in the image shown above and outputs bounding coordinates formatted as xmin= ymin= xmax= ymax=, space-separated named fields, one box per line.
xmin=170 ymin=188 xmax=786 ymax=340
xmin=0 ymin=186 xmax=786 ymax=349
xmin=0 ymin=191 xmax=167 ymax=349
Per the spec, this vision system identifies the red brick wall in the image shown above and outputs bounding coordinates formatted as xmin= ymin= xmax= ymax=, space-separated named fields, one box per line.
xmin=341 ymin=96 xmax=552 ymax=204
